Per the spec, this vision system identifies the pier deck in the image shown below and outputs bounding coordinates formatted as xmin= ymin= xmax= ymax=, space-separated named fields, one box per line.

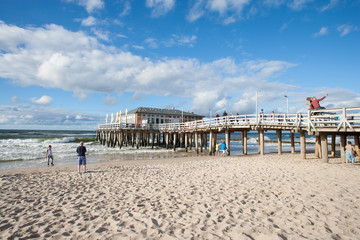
xmin=97 ymin=107 xmax=360 ymax=163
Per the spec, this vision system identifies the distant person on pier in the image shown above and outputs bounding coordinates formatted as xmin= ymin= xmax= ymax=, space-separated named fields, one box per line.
xmin=46 ymin=145 xmax=54 ymax=166
xmin=76 ymin=142 xmax=87 ymax=173
xmin=223 ymin=110 xmax=228 ymax=124
xmin=345 ymin=141 xmax=356 ymax=165
xmin=310 ymin=94 xmax=328 ymax=110
xmin=216 ymin=113 xmax=220 ymax=123
xmin=271 ymin=111 xmax=275 ymax=123
xmin=306 ymin=97 xmax=312 ymax=110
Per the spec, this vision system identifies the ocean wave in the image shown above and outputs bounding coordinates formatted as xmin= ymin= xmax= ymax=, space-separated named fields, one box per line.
xmin=44 ymin=137 xmax=76 ymax=144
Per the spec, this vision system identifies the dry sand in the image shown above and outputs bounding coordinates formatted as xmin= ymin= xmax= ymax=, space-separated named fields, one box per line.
xmin=1 ymin=154 xmax=360 ymax=240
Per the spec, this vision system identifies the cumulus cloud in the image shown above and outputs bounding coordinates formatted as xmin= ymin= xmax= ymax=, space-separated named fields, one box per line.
xmin=11 ymin=96 xmax=20 ymax=103
xmin=187 ymin=0 xmax=206 ymax=22
xmin=81 ymin=16 xmax=97 ymax=26
xmin=119 ymin=0 xmax=131 ymax=17
xmin=67 ymin=0 xmax=104 ymax=13
xmin=2 ymin=21 xmax=358 ymax=116
xmin=320 ymin=0 xmax=339 ymax=12
xmin=287 ymin=0 xmax=313 ymax=10
xmin=313 ymin=27 xmax=328 ymax=38
xmin=337 ymin=24 xmax=357 ymax=37
xmin=146 ymin=0 xmax=175 ymax=17
xmin=187 ymin=0 xmax=250 ymax=23
xmin=145 ymin=37 xmax=159 ymax=48
xmin=163 ymin=34 xmax=197 ymax=47
xmin=0 ymin=21 xmax=298 ymax=115
xmin=31 ymin=95 xmax=53 ymax=105
xmin=187 ymin=0 xmax=315 ymax=23
xmin=104 ymin=94 xmax=119 ymax=106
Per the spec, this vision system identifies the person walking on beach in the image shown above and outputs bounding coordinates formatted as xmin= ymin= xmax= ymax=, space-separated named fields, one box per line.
xmin=76 ymin=142 xmax=87 ymax=173
xmin=215 ymin=143 xmax=220 ymax=156
xmin=345 ymin=141 xmax=356 ymax=165
xmin=46 ymin=145 xmax=54 ymax=166
xmin=310 ymin=94 xmax=328 ymax=110
xmin=220 ymin=142 xmax=227 ymax=157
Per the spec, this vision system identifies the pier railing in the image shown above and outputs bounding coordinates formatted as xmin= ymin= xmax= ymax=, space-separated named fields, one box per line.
xmin=98 ymin=107 xmax=360 ymax=133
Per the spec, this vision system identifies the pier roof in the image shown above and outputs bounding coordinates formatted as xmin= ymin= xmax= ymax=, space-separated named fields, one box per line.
xmin=128 ymin=107 xmax=203 ymax=117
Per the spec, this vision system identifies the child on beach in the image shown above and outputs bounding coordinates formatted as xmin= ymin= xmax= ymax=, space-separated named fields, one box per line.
xmin=215 ymin=143 xmax=219 ymax=156
xmin=220 ymin=142 xmax=227 ymax=157
xmin=45 ymin=145 xmax=54 ymax=166
xmin=345 ymin=141 xmax=356 ymax=165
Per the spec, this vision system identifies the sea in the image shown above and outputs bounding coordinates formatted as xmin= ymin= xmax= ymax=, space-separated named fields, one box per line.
xmin=0 ymin=129 xmax=324 ymax=170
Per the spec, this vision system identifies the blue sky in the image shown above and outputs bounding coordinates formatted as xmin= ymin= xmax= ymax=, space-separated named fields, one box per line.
xmin=0 ymin=0 xmax=359 ymax=130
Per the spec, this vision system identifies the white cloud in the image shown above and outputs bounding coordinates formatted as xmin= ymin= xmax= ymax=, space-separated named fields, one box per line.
xmin=91 ymin=28 xmax=110 ymax=41
xmin=264 ymin=0 xmax=285 ymax=7
xmin=119 ymin=0 xmax=131 ymax=17
xmin=264 ymin=0 xmax=312 ymax=11
xmin=11 ymin=96 xmax=20 ymax=103
xmin=320 ymin=0 xmax=339 ymax=12
xmin=104 ymin=94 xmax=119 ymax=106
xmin=337 ymin=24 xmax=357 ymax=37
xmin=81 ymin=16 xmax=97 ymax=26
xmin=145 ymin=37 xmax=159 ymax=48
xmin=187 ymin=0 xmax=250 ymax=23
xmin=279 ymin=19 xmax=294 ymax=32
xmin=187 ymin=0 xmax=206 ymax=22
xmin=0 ymin=104 xmax=103 ymax=127
xmin=2 ymin=21 xmax=359 ymax=116
xmin=72 ymin=0 xmax=104 ymax=13
xmin=146 ymin=0 xmax=175 ymax=17
xmin=132 ymin=45 xmax=144 ymax=50
xmin=164 ymin=34 xmax=197 ymax=47
xmin=313 ymin=27 xmax=328 ymax=38
xmin=0 ymin=21 xmax=298 ymax=115
xmin=31 ymin=95 xmax=53 ymax=105
xmin=287 ymin=0 xmax=313 ymax=10
xmin=207 ymin=0 xmax=250 ymax=15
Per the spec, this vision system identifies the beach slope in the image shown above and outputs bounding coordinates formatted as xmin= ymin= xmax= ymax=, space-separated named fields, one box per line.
xmin=1 ymin=154 xmax=359 ymax=239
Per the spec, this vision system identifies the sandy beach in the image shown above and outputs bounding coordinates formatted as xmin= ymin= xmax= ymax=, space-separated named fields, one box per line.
xmin=1 ymin=154 xmax=360 ymax=240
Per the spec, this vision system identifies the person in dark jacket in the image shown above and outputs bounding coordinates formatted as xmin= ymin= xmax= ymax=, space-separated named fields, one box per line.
xmin=76 ymin=141 xmax=87 ymax=173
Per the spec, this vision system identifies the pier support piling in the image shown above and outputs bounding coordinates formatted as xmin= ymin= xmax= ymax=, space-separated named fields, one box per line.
xmin=225 ymin=129 xmax=230 ymax=156
xmin=259 ymin=130 xmax=264 ymax=156
xmin=320 ymin=133 xmax=329 ymax=163
xmin=276 ymin=130 xmax=282 ymax=155
xmin=300 ymin=131 xmax=306 ymax=159
xmin=291 ymin=132 xmax=295 ymax=154
xmin=243 ymin=131 xmax=248 ymax=155
xmin=331 ymin=135 xmax=336 ymax=157
xmin=340 ymin=135 xmax=346 ymax=162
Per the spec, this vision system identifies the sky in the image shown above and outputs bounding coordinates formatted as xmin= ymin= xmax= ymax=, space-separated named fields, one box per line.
xmin=0 ymin=0 xmax=359 ymax=130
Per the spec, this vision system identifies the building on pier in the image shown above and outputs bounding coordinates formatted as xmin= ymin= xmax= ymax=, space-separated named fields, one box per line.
xmin=117 ymin=107 xmax=204 ymax=124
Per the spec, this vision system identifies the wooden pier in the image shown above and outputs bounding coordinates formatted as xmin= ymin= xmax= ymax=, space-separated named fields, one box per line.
xmin=96 ymin=107 xmax=360 ymax=163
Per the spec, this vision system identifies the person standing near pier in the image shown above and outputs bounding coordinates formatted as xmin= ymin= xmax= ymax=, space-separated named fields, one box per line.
xmin=45 ymin=145 xmax=54 ymax=166
xmin=345 ymin=141 xmax=356 ymax=165
xmin=77 ymin=142 xmax=87 ymax=173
